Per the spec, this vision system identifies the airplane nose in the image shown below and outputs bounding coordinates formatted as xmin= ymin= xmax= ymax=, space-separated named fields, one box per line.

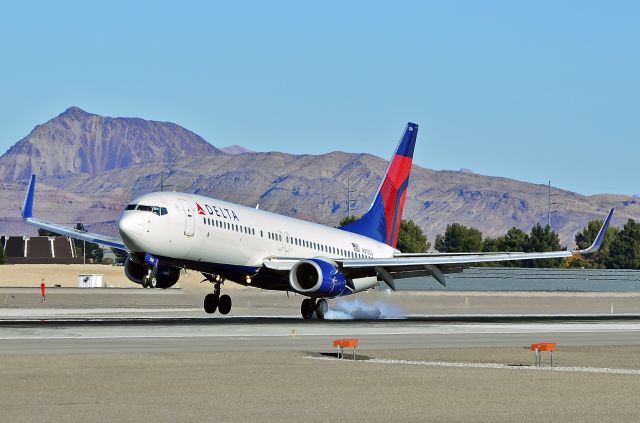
xmin=118 ymin=213 xmax=145 ymax=250
xmin=118 ymin=213 xmax=142 ymax=235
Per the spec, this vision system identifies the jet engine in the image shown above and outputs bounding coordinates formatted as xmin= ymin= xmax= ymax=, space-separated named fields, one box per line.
xmin=289 ymin=258 xmax=347 ymax=297
xmin=124 ymin=255 xmax=181 ymax=289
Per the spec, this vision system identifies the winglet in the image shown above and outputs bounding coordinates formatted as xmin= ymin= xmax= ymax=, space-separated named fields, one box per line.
xmin=578 ymin=208 xmax=614 ymax=254
xmin=22 ymin=175 xmax=36 ymax=219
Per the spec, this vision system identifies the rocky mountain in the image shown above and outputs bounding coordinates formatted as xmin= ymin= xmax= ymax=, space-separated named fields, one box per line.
xmin=220 ymin=145 xmax=254 ymax=155
xmin=0 ymin=107 xmax=222 ymax=181
xmin=0 ymin=107 xmax=638 ymax=248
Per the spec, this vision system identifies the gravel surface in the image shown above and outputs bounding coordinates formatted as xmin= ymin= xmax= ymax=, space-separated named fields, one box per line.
xmin=2 ymin=348 xmax=639 ymax=423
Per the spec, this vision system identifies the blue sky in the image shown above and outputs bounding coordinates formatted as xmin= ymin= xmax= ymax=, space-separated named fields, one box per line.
xmin=0 ymin=1 xmax=638 ymax=195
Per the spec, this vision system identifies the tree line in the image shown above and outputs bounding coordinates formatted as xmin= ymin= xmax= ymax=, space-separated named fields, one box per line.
xmin=340 ymin=216 xmax=640 ymax=269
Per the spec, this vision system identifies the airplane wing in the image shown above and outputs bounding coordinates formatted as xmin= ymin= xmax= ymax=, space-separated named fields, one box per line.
xmin=21 ymin=175 xmax=128 ymax=251
xmin=264 ymin=208 xmax=614 ymax=288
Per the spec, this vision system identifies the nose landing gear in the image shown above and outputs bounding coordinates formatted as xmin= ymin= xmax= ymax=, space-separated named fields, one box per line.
xmin=141 ymin=255 xmax=159 ymax=288
xmin=301 ymin=298 xmax=328 ymax=320
xmin=142 ymin=270 xmax=157 ymax=288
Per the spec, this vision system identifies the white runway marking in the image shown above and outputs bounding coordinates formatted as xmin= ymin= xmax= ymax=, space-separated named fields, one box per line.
xmin=308 ymin=356 xmax=640 ymax=376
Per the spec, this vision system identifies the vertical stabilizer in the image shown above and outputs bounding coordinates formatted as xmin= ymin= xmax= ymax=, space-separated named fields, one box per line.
xmin=340 ymin=122 xmax=418 ymax=248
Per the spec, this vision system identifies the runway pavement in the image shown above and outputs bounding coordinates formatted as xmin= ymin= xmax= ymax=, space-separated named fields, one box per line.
xmin=2 ymin=288 xmax=640 ymax=422
xmin=1 ymin=317 xmax=640 ymax=355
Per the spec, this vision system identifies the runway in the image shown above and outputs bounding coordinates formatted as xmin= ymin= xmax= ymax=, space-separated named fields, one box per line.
xmin=2 ymin=317 xmax=640 ymax=355
xmin=2 ymin=289 xmax=640 ymax=422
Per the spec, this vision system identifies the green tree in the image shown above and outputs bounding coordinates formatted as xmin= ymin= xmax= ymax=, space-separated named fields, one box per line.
xmin=435 ymin=223 xmax=483 ymax=253
xmin=396 ymin=220 xmax=430 ymax=253
xmin=338 ymin=215 xmax=359 ymax=228
xmin=605 ymin=219 xmax=640 ymax=269
xmin=497 ymin=228 xmax=528 ymax=253
xmin=523 ymin=224 xmax=564 ymax=268
xmin=481 ymin=228 xmax=529 ymax=267
xmin=482 ymin=237 xmax=499 ymax=252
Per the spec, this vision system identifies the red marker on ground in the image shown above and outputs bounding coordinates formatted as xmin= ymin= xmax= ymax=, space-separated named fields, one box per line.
xmin=40 ymin=279 xmax=46 ymax=302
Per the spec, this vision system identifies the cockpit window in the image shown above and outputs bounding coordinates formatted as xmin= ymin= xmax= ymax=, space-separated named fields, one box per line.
xmin=132 ymin=204 xmax=168 ymax=216
xmin=125 ymin=204 xmax=137 ymax=210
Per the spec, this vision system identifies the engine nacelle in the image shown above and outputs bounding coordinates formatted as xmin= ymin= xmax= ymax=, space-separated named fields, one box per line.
xmin=124 ymin=256 xmax=146 ymax=284
xmin=124 ymin=255 xmax=181 ymax=289
xmin=289 ymin=258 xmax=346 ymax=297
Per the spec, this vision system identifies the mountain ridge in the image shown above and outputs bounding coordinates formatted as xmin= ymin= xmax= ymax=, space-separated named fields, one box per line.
xmin=0 ymin=106 xmax=222 ymax=181
xmin=0 ymin=107 xmax=638 ymax=248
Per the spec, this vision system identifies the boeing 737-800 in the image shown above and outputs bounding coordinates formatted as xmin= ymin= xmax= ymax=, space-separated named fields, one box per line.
xmin=21 ymin=123 xmax=613 ymax=319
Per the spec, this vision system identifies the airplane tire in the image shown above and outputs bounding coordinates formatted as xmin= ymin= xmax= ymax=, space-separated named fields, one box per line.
xmin=315 ymin=299 xmax=328 ymax=320
xmin=218 ymin=294 xmax=232 ymax=315
xmin=149 ymin=277 xmax=157 ymax=288
xmin=204 ymin=293 xmax=218 ymax=314
xmin=301 ymin=298 xmax=314 ymax=320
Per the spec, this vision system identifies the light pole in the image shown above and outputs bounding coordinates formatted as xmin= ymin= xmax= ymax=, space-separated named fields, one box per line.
xmin=347 ymin=177 xmax=357 ymax=218
xmin=547 ymin=180 xmax=559 ymax=227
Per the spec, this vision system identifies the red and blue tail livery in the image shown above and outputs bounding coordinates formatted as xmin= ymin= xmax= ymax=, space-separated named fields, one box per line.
xmin=340 ymin=122 xmax=418 ymax=248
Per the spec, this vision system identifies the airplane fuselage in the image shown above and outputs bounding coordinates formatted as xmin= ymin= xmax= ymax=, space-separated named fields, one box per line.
xmin=118 ymin=191 xmax=396 ymax=291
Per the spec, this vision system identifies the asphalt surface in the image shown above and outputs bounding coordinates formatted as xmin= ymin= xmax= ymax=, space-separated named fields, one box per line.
xmin=1 ymin=288 xmax=640 ymax=422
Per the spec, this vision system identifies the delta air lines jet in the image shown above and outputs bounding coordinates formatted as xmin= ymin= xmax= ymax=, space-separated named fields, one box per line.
xmin=21 ymin=123 xmax=614 ymax=319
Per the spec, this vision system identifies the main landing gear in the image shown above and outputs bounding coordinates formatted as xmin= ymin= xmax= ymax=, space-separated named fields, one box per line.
xmin=203 ymin=282 xmax=232 ymax=315
xmin=301 ymin=298 xmax=328 ymax=320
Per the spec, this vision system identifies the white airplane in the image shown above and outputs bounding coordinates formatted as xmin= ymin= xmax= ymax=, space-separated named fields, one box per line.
xmin=21 ymin=123 xmax=614 ymax=319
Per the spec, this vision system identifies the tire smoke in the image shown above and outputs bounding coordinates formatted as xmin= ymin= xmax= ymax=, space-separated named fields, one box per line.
xmin=324 ymin=297 xmax=406 ymax=320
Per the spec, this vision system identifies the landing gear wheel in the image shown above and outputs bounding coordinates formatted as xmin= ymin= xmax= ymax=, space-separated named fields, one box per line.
xmin=218 ymin=294 xmax=232 ymax=315
xmin=204 ymin=293 xmax=218 ymax=314
xmin=315 ymin=299 xmax=328 ymax=320
xmin=149 ymin=277 xmax=157 ymax=288
xmin=301 ymin=298 xmax=315 ymax=320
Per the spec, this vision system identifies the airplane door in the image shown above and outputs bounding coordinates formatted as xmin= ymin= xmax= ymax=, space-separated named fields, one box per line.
xmin=179 ymin=200 xmax=195 ymax=237
xmin=276 ymin=230 xmax=283 ymax=251
xmin=284 ymin=232 xmax=291 ymax=253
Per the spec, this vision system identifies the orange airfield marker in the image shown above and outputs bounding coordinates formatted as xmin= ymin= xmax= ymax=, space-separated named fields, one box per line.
xmin=531 ymin=342 xmax=557 ymax=366
xmin=530 ymin=342 xmax=556 ymax=352
xmin=333 ymin=338 xmax=359 ymax=360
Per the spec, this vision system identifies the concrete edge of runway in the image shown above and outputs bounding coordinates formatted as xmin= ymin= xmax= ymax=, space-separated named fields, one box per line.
xmin=2 ymin=313 xmax=640 ymax=326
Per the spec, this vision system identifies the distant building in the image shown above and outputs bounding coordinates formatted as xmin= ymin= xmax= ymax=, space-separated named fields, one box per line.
xmin=0 ymin=236 xmax=83 ymax=264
